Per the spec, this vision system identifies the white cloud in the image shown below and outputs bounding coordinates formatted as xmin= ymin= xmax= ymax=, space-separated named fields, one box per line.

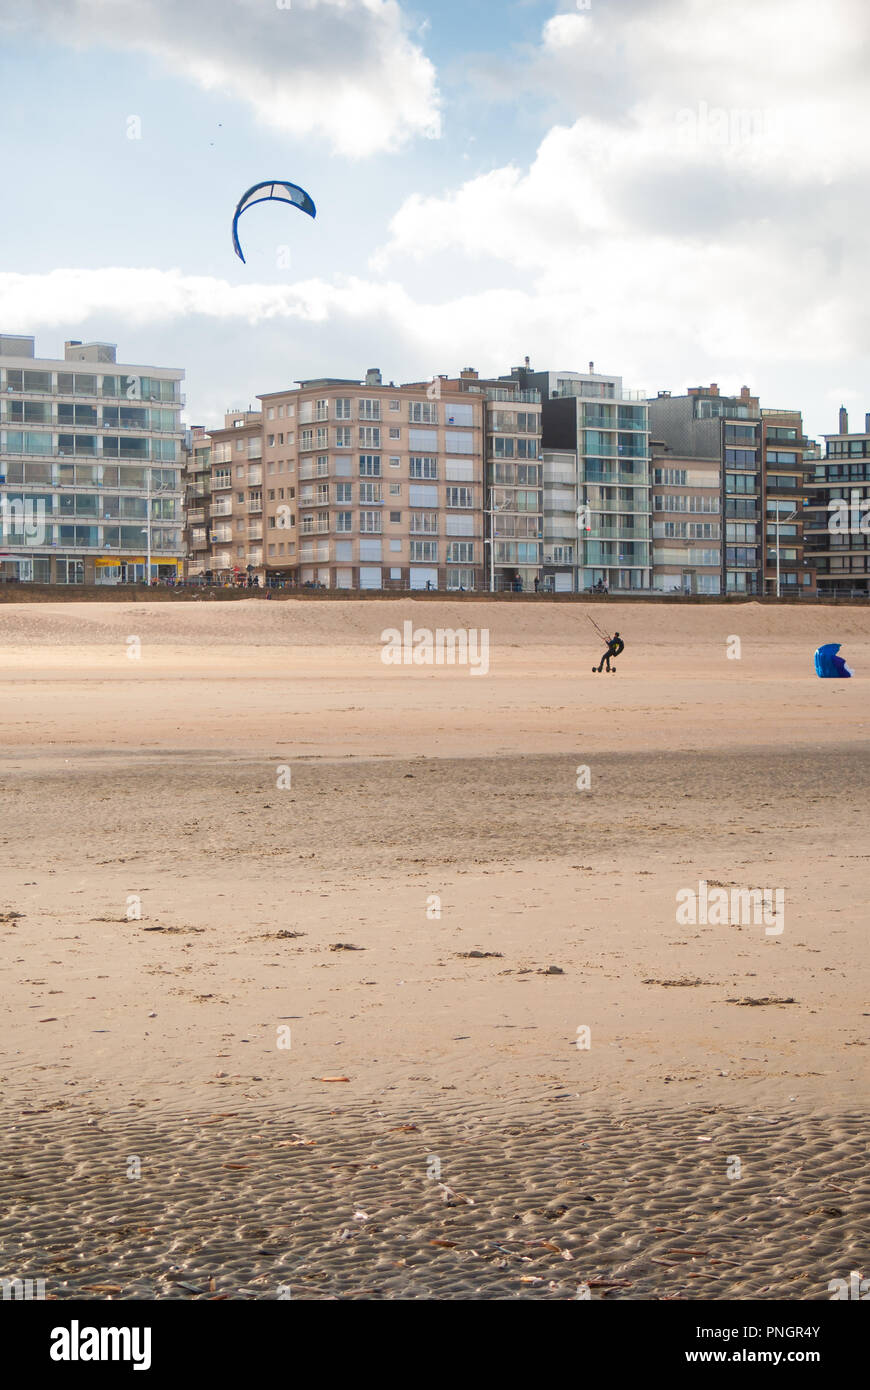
xmin=0 ymin=0 xmax=440 ymax=156
xmin=374 ymin=0 xmax=870 ymax=388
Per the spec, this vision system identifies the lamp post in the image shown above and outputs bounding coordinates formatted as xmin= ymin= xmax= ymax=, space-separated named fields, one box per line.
xmin=483 ymin=487 xmax=512 ymax=593
xmin=145 ymin=467 xmax=152 ymax=585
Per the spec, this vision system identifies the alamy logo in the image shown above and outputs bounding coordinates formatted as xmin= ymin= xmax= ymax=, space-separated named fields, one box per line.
xmin=0 ymin=498 xmax=46 ymax=543
xmin=1 ymin=1276 xmax=45 ymax=1300
xmin=675 ymin=880 xmax=784 ymax=935
xmin=828 ymin=1272 xmax=870 ymax=1300
xmin=50 ymin=1320 xmax=151 ymax=1371
xmin=828 ymin=492 xmax=870 ymax=534
xmin=381 ymin=621 xmax=489 ymax=676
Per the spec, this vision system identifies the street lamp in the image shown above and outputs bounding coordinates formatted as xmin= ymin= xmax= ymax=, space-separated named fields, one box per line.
xmin=483 ymin=487 xmax=513 ymax=593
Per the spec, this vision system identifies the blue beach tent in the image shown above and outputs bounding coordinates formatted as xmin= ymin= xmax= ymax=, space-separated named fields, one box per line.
xmin=814 ymin=643 xmax=852 ymax=678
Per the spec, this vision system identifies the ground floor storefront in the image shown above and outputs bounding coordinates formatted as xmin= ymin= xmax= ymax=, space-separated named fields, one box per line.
xmin=0 ymin=553 xmax=184 ymax=584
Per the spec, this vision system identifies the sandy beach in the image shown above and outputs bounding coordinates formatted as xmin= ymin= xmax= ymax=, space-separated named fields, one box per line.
xmin=1 ymin=599 xmax=867 ymax=1300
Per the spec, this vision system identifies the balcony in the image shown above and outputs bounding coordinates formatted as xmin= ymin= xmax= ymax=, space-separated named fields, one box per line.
xmin=248 ymin=527 xmax=263 ymax=541
xmin=187 ymin=508 xmax=206 ymax=525
xmin=485 ymin=388 xmax=541 ymax=404
xmin=212 ymin=475 xmax=232 ymax=490
xmin=584 ymin=469 xmax=650 ymax=487
xmin=247 ymin=469 xmax=263 ymax=485
xmin=210 ymin=503 xmax=232 ymax=519
xmin=247 ymin=500 xmax=263 ymax=514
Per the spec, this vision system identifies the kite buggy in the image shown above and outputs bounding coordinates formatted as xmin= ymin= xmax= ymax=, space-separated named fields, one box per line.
xmin=588 ymin=614 xmax=625 ymax=673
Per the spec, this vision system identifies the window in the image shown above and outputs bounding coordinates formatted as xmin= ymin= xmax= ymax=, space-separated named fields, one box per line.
xmin=358 ymin=399 xmax=381 ymax=421
xmin=390 ymin=511 xmax=401 ymax=522
xmin=447 ymin=568 xmax=476 ymax=591
xmin=359 ymin=481 xmax=382 ymax=504
xmin=335 ymin=399 xmax=351 ymax=420
xmin=390 ymin=428 xmax=401 ymax=440
xmin=725 ymin=473 xmax=757 ymax=494
xmin=336 ymin=512 xmax=353 ymax=532
xmin=445 ymin=431 xmax=474 ymax=455
xmin=336 ymin=483 xmax=352 ymax=503
xmin=409 ymin=429 xmax=438 ymax=452
xmin=389 ymin=457 xmax=401 ymax=468
xmin=360 ymin=512 xmax=382 ymax=533
xmin=410 ymin=456 xmax=438 ymax=479
xmin=335 ymin=427 xmax=352 ymax=448
xmin=359 ymin=455 xmax=381 ymax=477
xmin=409 ymin=485 xmax=438 ymax=508
xmin=653 ymin=468 xmax=687 ymax=486
xmin=445 ymin=403 xmax=474 ymax=428
xmin=390 ymin=400 xmax=401 ymax=412
xmin=446 ymin=542 xmax=474 ymax=563
xmin=410 ymin=512 xmax=438 ymax=534
xmin=359 ymin=427 xmax=381 ymax=447
xmin=409 ymin=401 xmax=438 ymax=424
xmin=446 ymin=487 xmax=474 ymax=508
xmin=389 ymin=484 xmax=401 ymax=497
xmin=725 ymin=448 xmax=757 ymax=467
xmin=726 ymin=547 xmax=758 ymax=567
xmin=410 ymin=540 xmax=438 ymax=561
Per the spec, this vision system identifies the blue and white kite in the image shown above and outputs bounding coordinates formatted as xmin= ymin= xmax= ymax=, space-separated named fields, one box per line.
xmin=232 ymin=180 xmax=317 ymax=264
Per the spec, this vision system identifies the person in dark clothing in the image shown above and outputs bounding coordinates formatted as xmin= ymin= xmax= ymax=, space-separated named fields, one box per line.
xmin=595 ymin=631 xmax=625 ymax=673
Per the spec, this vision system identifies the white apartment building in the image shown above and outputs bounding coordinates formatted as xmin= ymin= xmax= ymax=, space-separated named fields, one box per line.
xmin=0 ymin=335 xmax=185 ymax=584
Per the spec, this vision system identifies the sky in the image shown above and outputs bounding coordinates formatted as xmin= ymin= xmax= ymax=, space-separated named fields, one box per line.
xmin=0 ymin=0 xmax=868 ymax=440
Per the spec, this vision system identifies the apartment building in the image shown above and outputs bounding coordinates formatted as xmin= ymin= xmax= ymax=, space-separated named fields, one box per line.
xmin=649 ymin=384 xmax=761 ymax=595
xmin=649 ymin=436 xmax=721 ymax=594
xmin=415 ymin=369 xmax=543 ymax=593
xmin=257 ymin=369 xmax=485 ymax=590
xmin=184 ymin=425 xmax=211 ymax=581
xmin=0 ymin=334 xmax=184 ymax=583
xmin=205 ymin=412 xmax=264 ymax=582
xmin=803 ymin=406 xmax=870 ymax=597
xmin=760 ymin=408 xmax=815 ymax=596
xmin=510 ymin=364 xmax=651 ymax=592
xmin=541 ymin=448 xmax=579 ymax=593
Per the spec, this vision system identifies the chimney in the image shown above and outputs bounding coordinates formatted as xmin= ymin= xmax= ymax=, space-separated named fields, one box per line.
xmin=524 ymin=356 xmax=531 ymax=370
xmin=589 ymin=361 xmax=595 ymax=374
xmin=709 ymin=383 xmax=719 ymax=395
xmin=460 ymin=368 xmax=478 ymax=380
xmin=865 ymin=412 xmax=870 ymax=434
xmin=740 ymin=386 xmax=751 ymax=399
xmin=365 ymin=367 xmax=382 ymax=387
xmin=839 ymin=405 xmax=849 ymax=434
